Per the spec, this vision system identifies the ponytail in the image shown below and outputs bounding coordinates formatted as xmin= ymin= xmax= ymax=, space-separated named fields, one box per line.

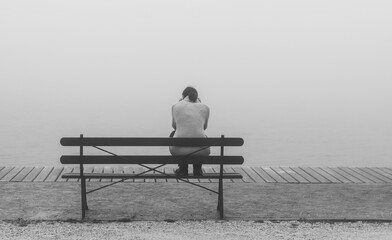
xmin=182 ymin=86 xmax=198 ymax=103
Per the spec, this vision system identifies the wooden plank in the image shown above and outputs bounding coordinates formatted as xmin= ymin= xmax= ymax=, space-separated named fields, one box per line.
xmin=221 ymin=167 xmax=236 ymax=183
xmin=369 ymin=168 xmax=392 ymax=182
xmin=261 ymin=167 xmax=287 ymax=183
xmin=0 ymin=167 xmax=15 ymax=181
xmin=133 ymin=166 xmax=145 ymax=183
xmin=338 ymin=167 xmax=368 ymax=183
xmin=195 ymin=167 xmax=210 ymax=183
xmin=152 ymin=165 xmax=165 ymax=182
xmin=34 ymin=167 xmax=54 ymax=182
xmin=232 ymin=166 xmax=254 ymax=183
xmin=123 ymin=166 xmax=136 ymax=182
xmin=0 ymin=167 xmax=15 ymax=180
xmin=226 ymin=167 xmax=245 ymax=183
xmin=142 ymin=166 xmax=156 ymax=183
xmin=280 ymin=167 xmax=309 ymax=183
xmin=90 ymin=166 xmax=104 ymax=182
xmin=165 ymin=166 xmax=188 ymax=183
xmin=331 ymin=167 xmax=362 ymax=183
xmin=113 ymin=166 xmax=124 ymax=174
xmin=165 ymin=167 xmax=178 ymax=183
xmin=66 ymin=167 xmax=79 ymax=182
xmin=110 ymin=166 xmax=130 ymax=183
xmin=200 ymin=167 xmax=212 ymax=183
xmin=354 ymin=168 xmax=390 ymax=183
xmin=306 ymin=167 xmax=340 ymax=183
xmin=270 ymin=167 xmax=298 ymax=183
xmin=61 ymin=137 xmax=244 ymax=147
xmin=141 ymin=166 xmax=157 ymax=182
xmin=57 ymin=166 xmax=73 ymax=182
xmin=0 ymin=167 xmax=23 ymax=182
xmin=290 ymin=167 xmax=320 ymax=183
xmin=45 ymin=167 xmax=64 ymax=182
xmin=23 ymin=167 xmax=45 ymax=182
xmin=188 ymin=166 xmax=201 ymax=183
xmin=241 ymin=166 xmax=267 ymax=183
xmin=252 ymin=167 xmax=276 ymax=183
xmin=315 ymin=167 xmax=347 ymax=183
xmin=301 ymin=167 xmax=331 ymax=183
xmin=153 ymin=166 xmax=167 ymax=183
xmin=59 ymin=166 xmax=91 ymax=182
xmin=211 ymin=166 xmax=231 ymax=183
xmin=112 ymin=166 xmax=123 ymax=177
xmin=203 ymin=167 xmax=218 ymax=183
xmin=195 ymin=165 xmax=213 ymax=183
xmin=380 ymin=167 xmax=392 ymax=176
xmin=11 ymin=167 xmax=34 ymax=182
xmin=63 ymin=172 xmax=242 ymax=179
xmin=61 ymin=155 xmax=244 ymax=165
xmin=82 ymin=166 xmax=94 ymax=182
xmin=101 ymin=166 xmax=113 ymax=182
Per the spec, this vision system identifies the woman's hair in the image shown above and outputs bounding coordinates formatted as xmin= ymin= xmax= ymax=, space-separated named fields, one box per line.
xmin=182 ymin=86 xmax=198 ymax=102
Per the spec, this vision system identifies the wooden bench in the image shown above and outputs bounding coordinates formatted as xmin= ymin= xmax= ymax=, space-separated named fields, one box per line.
xmin=60 ymin=134 xmax=244 ymax=219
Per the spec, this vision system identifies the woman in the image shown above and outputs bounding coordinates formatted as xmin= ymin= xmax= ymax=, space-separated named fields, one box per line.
xmin=170 ymin=87 xmax=210 ymax=176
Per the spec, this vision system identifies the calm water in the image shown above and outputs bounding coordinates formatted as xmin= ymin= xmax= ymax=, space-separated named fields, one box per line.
xmin=1 ymin=97 xmax=391 ymax=167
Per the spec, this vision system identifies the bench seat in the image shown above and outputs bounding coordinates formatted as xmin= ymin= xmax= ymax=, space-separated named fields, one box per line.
xmin=60 ymin=155 xmax=244 ymax=165
xmin=62 ymin=172 xmax=243 ymax=179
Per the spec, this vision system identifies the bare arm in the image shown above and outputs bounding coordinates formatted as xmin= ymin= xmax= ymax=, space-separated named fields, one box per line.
xmin=204 ymin=106 xmax=210 ymax=130
xmin=171 ymin=105 xmax=176 ymax=130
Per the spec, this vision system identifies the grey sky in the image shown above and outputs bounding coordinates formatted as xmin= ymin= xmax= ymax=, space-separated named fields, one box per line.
xmin=1 ymin=0 xmax=391 ymax=120
xmin=1 ymin=1 xmax=391 ymax=97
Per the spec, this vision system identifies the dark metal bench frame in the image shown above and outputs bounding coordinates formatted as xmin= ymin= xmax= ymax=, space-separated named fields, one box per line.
xmin=60 ymin=134 xmax=244 ymax=219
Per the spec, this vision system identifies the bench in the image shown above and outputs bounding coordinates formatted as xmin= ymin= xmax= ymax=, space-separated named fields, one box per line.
xmin=60 ymin=134 xmax=244 ymax=219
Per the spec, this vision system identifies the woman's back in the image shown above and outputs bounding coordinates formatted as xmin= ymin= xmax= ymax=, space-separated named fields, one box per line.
xmin=170 ymin=96 xmax=210 ymax=156
xmin=172 ymin=100 xmax=209 ymax=138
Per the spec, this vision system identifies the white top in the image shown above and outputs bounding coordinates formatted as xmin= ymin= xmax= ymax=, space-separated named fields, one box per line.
xmin=169 ymin=97 xmax=210 ymax=156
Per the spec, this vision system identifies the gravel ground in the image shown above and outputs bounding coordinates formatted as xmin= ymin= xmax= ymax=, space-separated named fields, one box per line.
xmin=1 ymin=220 xmax=392 ymax=240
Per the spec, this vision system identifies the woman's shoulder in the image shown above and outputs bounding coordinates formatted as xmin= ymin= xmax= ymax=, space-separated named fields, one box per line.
xmin=197 ymin=103 xmax=210 ymax=112
xmin=172 ymin=101 xmax=209 ymax=109
xmin=202 ymin=103 xmax=210 ymax=109
xmin=172 ymin=100 xmax=185 ymax=107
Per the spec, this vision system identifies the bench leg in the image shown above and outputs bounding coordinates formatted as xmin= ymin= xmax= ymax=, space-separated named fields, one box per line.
xmin=218 ymin=140 xmax=225 ymax=219
xmin=217 ymin=177 xmax=224 ymax=219
xmin=81 ymin=177 xmax=87 ymax=219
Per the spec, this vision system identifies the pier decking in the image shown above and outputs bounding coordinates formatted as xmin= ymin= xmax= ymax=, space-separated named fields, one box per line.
xmin=1 ymin=166 xmax=392 ymax=184
xmin=2 ymin=166 xmax=392 ymax=221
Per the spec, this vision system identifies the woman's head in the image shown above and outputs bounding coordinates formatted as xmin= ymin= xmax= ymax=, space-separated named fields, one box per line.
xmin=182 ymin=86 xmax=198 ymax=102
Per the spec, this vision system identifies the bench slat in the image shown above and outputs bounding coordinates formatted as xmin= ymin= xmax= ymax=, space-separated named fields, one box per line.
xmin=62 ymin=172 xmax=243 ymax=179
xmin=60 ymin=137 xmax=244 ymax=147
xmin=60 ymin=155 xmax=244 ymax=165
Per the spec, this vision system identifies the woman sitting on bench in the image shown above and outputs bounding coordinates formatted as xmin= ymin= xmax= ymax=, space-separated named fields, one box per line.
xmin=170 ymin=86 xmax=210 ymax=176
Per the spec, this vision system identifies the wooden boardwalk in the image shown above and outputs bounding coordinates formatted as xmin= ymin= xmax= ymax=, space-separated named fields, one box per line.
xmin=1 ymin=166 xmax=392 ymax=184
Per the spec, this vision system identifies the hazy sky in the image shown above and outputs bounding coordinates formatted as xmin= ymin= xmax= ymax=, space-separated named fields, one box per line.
xmin=1 ymin=1 xmax=391 ymax=166
xmin=1 ymin=0 xmax=391 ymax=108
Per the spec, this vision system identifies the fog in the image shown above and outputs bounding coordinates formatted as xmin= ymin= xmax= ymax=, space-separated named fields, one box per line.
xmin=1 ymin=1 xmax=391 ymax=166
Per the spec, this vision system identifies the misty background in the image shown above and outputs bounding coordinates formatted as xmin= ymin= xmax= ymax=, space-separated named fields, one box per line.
xmin=1 ymin=1 xmax=391 ymax=166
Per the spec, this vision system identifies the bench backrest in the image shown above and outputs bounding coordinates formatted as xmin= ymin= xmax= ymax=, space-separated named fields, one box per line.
xmin=60 ymin=136 xmax=244 ymax=165
xmin=60 ymin=137 xmax=244 ymax=146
